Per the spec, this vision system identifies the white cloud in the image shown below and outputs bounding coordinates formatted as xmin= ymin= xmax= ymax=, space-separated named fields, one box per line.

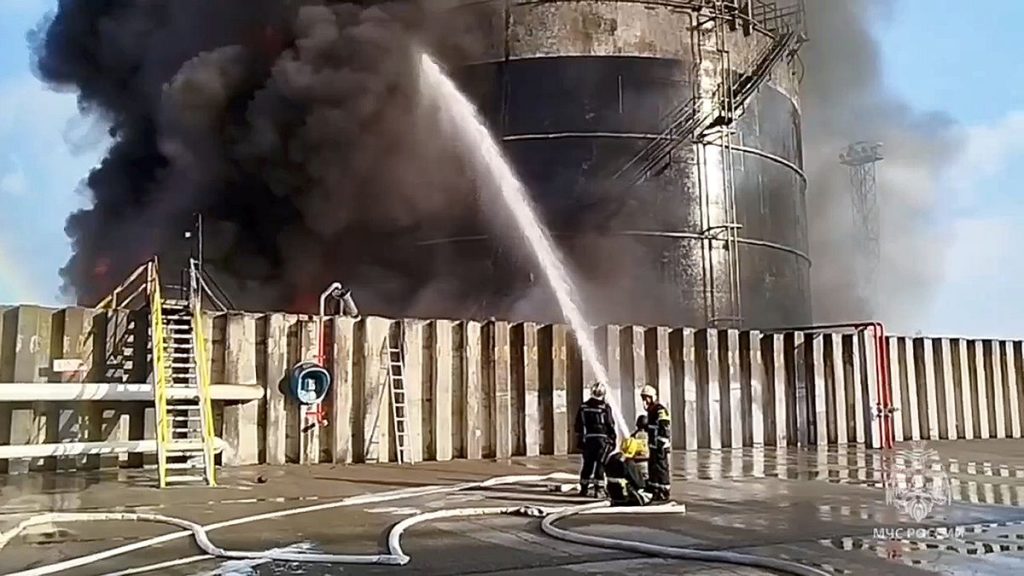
xmin=0 ymin=164 xmax=28 ymax=196
xmin=947 ymin=110 xmax=1024 ymax=207
xmin=919 ymin=110 xmax=1024 ymax=338
xmin=0 ymin=73 xmax=109 ymax=305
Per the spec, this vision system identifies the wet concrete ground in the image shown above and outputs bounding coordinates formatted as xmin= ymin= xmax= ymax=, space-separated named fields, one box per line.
xmin=2 ymin=440 xmax=1024 ymax=575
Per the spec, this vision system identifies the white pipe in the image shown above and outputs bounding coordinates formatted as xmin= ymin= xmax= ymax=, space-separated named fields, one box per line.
xmin=0 ymin=383 xmax=262 ymax=402
xmin=0 ymin=438 xmax=228 ymax=460
xmin=0 ymin=472 xmax=824 ymax=576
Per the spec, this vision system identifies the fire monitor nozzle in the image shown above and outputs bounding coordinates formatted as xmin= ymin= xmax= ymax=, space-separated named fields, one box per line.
xmin=320 ymin=282 xmax=359 ymax=319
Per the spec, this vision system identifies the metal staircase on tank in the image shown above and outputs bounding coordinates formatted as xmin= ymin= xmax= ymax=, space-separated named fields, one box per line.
xmin=612 ymin=18 xmax=801 ymax=188
xmin=153 ymin=292 xmax=217 ymax=487
xmin=97 ymin=257 xmax=218 ymax=488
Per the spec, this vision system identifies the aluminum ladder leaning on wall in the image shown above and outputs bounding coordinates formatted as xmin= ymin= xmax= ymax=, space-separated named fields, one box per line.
xmin=386 ymin=322 xmax=414 ymax=465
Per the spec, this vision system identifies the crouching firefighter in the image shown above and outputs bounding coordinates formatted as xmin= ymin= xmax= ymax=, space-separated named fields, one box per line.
xmin=640 ymin=385 xmax=672 ymax=501
xmin=574 ymin=382 xmax=616 ymax=498
xmin=604 ymin=435 xmax=652 ymax=506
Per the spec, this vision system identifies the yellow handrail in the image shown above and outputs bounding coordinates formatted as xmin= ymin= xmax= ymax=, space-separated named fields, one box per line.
xmin=96 ymin=260 xmax=151 ymax=310
xmin=147 ymin=259 xmax=171 ymax=488
xmin=191 ymin=288 xmax=217 ymax=486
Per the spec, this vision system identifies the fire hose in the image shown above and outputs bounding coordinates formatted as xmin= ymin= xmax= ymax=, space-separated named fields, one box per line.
xmin=0 ymin=472 xmax=828 ymax=576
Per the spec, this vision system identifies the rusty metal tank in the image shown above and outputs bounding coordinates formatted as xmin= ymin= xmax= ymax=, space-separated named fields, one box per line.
xmin=430 ymin=0 xmax=812 ymax=329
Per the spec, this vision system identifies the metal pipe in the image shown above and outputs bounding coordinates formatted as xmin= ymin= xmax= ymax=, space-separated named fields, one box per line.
xmin=318 ymin=282 xmax=343 ymax=366
xmin=0 ymin=383 xmax=262 ymax=402
xmin=416 ymin=231 xmax=813 ymax=264
xmin=0 ymin=439 xmax=227 ymax=460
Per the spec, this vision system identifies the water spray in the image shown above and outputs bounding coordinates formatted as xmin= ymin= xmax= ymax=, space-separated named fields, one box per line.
xmin=418 ymin=53 xmax=627 ymax=436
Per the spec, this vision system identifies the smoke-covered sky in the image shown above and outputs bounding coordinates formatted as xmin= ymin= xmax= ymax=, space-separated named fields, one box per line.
xmin=0 ymin=0 xmax=1023 ymax=337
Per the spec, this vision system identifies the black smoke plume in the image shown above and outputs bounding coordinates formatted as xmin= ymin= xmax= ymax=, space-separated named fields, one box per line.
xmin=33 ymin=0 xmax=499 ymax=317
xmin=801 ymin=0 xmax=958 ymax=329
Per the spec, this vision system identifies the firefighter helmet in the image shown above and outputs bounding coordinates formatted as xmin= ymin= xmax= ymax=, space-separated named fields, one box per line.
xmin=590 ymin=381 xmax=607 ymax=399
xmin=640 ymin=384 xmax=657 ymax=400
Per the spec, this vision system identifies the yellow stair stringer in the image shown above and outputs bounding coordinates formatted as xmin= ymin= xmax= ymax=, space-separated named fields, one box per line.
xmin=191 ymin=295 xmax=218 ymax=487
xmin=148 ymin=260 xmax=173 ymax=489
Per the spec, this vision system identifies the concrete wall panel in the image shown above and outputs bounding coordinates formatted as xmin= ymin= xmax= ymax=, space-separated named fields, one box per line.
xmin=5 ymin=306 xmax=1024 ymax=474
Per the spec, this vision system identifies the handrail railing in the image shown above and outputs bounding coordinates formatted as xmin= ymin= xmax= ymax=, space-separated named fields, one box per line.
xmin=95 ymin=261 xmax=152 ymax=310
xmin=189 ymin=259 xmax=231 ymax=312
xmin=191 ymin=279 xmax=218 ymax=486
xmin=147 ymin=259 xmax=172 ymax=487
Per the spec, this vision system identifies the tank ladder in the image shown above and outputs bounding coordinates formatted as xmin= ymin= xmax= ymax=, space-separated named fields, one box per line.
xmin=152 ymin=263 xmax=217 ymax=487
xmin=386 ymin=322 xmax=414 ymax=465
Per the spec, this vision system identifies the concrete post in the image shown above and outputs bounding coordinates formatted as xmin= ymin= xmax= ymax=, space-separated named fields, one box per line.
xmin=1006 ymin=341 xmax=1022 ymax=438
xmin=939 ymin=339 xmax=958 ymax=440
xmin=886 ymin=337 xmax=903 ymax=443
xmin=790 ymin=332 xmax=806 ymax=447
xmin=773 ymin=333 xmax=789 ymax=447
xmin=298 ymin=319 xmax=320 ymax=464
xmin=102 ymin=309 xmax=131 ymax=468
xmin=548 ymin=325 xmax=569 ymax=455
xmin=566 ymin=329 xmax=585 ymax=453
xmin=463 ymin=320 xmax=483 ymax=460
xmin=489 ymin=321 xmax=512 ymax=460
xmin=834 ymin=335 xmax=849 ymax=445
xmin=916 ymin=338 xmax=937 ymax=440
xmin=746 ymin=330 xmax=765 ymax=447
xmin=222 ymin=313 xmax=259 ymax=466
xmin=521 ymin=322 xmax=541 ymax=457
xmin=667 ymin=329 xmax=686 ymax=450
xmin=2 ymin=307 xmax=54 ymax=473
xmin=264 ymin=314 xmax=289 ymax=465
xmin=957 ymin=339 xmax=975 ymax=440
xmin=693 ymin=330 xmax=711 ymax=449
xmin=622 ymin=325 xmax=645 ymax=427
xmin=991 ymin=340 xmax=1007 ymax=439
xmin=850 ymin=334 xmax=865 ymax=445
xmin=595 ymin=325 xmax=621 ymax=424
xmin=329 ymin=318 xmax=356 ymax=464
xmin=863 ymin=333 xmax=880 ymax=449
xmin=360 ymin=317 xmax=390 ymax=463
xmin=972 ymin=340 xmax=990 ymax=439
xmin=647 ymin=327 xmax=672 ymax=415
xmin=681 ymin=329 xmax=698 ymax=451
xmin=402 ymin=320 xmax=425 ymax=463
xmin=725 ymin=330 xmax=742 ymax=449
xmin=812 ymin=335 xmax=827 ymax=446
xmin=432 ymin=320 xmax=454 ymax=461
xmin=51 ymin=308 xmax=99 ymax=470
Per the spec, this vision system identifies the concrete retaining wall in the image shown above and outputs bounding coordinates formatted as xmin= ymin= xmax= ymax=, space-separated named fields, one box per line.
xmin=0 ymin=306 xmax=1021 ymax=472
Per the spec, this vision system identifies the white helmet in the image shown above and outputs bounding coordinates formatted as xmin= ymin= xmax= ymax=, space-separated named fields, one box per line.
xmin=640 ymin=384 xmax=657 ymax=400
xmin=590 ymin=381 xmax=607 ymax=399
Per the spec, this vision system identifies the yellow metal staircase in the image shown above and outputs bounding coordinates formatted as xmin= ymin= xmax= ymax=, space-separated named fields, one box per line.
xmin=101 ymin=258 xmax=217 ymax=487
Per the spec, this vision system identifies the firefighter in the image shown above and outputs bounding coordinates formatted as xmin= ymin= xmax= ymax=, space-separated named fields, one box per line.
xmin=604 ymin=434 xmax=652 ymax=507
xmin=640 ymin=384 xmax=672 ymax=501
xmin=631 ymin=414 xmax=650 ymax=485
xmin=574 ymin=382 xmax=616 ymax=498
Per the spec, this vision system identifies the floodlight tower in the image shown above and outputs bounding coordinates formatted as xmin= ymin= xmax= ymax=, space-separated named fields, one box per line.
xmin=839 ymin=141 xmax=883 ymax=293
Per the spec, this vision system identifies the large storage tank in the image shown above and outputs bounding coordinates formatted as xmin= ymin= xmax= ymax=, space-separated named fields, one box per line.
xmin=433 ymin=0 xmax=811 ymax=329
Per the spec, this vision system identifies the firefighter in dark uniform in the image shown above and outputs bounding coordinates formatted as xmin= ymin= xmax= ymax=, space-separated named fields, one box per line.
xmin=574 ymin=382 xmax=616 ymax=498
xmin=640 ymin=384 xmax=672 ymax=501
xmin=604 ymin=433 xmax=652 ymax=507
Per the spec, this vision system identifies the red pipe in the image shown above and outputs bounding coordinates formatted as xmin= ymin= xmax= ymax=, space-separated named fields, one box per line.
xmin=768 ymin=321 xmax=895 ymax=450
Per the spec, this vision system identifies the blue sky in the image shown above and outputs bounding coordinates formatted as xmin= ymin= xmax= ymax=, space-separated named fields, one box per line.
xmin=875 ymin=0 xmax=1024 ymax=338
xmin=0 ymin=1 xmax=1022 ymax=338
